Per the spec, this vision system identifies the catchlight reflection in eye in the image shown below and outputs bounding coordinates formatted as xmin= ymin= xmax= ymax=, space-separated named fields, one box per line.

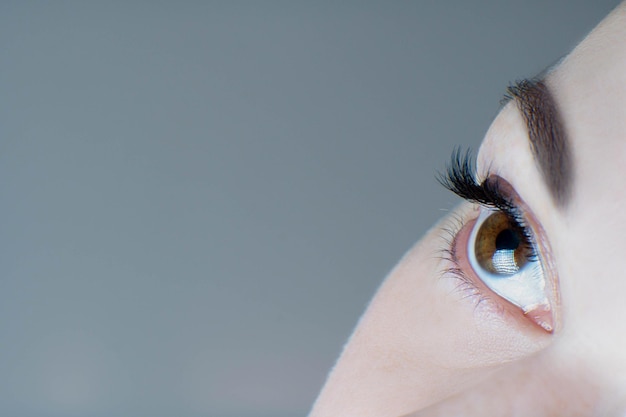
xmin=468 ymin=207 xmax=554 ymax=332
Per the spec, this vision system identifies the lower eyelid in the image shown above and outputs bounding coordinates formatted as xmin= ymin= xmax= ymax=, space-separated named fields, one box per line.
xmin=440 ymin=208 xmax=549 ymax=331
xmin=442 ymin=214 xmax=488 ymax=303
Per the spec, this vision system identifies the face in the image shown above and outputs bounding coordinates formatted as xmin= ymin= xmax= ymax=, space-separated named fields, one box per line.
xmin=309 ymin=3 xmax=626 ymax=416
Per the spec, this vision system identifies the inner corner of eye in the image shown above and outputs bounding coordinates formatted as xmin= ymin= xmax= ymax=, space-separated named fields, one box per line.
xmin=462 ymin=206 xmax=554 ymax=333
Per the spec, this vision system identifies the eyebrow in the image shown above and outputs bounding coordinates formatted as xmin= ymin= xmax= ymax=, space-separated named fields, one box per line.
xmin=504 ymin=79 xmax=572 ymax=207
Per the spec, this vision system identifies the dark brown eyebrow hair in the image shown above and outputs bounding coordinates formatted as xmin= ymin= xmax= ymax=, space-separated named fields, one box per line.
xmin=504 ymin=79 xmax=572 ymax=207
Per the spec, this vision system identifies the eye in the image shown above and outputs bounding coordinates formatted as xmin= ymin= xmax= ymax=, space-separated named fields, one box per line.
xmin=438 ymin=150 xmax=557 ymax=332
xmin=466 ymin=206 xmax=554 ymax=332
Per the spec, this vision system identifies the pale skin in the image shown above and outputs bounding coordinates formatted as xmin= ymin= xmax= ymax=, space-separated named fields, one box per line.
xmin=309 ymin=3 xmax=626 ymax=416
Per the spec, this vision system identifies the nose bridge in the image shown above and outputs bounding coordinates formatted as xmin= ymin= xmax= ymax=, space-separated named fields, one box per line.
xmin=578 ymin=330 xmax=626 ymax=409
xmin=523 ymin=326 xmax=626 ymax=415
xmin=552 ymin=269 xmax=626 ymax=414
xmin=556 ymin=257 xmax=626 ymax=376
xmin=556 ymin=165 xmax=626 ymax=346
xmin=547 ymin=193 xmax=626 ymax=411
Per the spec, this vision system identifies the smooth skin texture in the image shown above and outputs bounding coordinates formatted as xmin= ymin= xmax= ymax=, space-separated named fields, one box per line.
xmin=309 ymin=2 xmax=626 ymax=416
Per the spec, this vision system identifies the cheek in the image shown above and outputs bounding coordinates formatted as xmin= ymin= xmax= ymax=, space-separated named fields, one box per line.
xmin=408 ymin=351 xmax=602 ymax=417
xmin=312 ymin=205 xmax=557 ymax=416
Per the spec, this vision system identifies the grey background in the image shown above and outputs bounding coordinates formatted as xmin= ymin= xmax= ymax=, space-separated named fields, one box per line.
xmin=0 ymin=1 xmax=619 ymax=416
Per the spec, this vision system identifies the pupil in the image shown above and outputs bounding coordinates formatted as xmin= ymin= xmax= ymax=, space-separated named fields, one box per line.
xmin=495 ymin=228 xmax=520 ymax=251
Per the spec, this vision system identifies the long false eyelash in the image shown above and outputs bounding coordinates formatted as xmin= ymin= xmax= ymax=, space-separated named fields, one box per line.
xmin=437 ymin=147 xmax=537 ymax=256
xmin=437 ymin=147 xmax=510 ymax=211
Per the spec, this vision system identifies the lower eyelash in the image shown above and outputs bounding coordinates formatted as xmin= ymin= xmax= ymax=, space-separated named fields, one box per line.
xmin=436 ymin=209 xmax=491 ymax=307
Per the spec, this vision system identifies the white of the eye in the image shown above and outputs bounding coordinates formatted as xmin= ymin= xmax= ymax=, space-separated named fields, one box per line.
xmin=468 ymin=207 xmax=548 ymax=312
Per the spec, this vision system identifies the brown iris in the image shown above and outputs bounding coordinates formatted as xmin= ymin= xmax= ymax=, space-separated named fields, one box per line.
xmin=474 ymin=211 xmax=534 ymax=275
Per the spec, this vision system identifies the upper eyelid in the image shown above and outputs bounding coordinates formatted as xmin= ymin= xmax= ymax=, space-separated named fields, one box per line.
xmin=438 ymin=149 xmax=541 ymax=267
